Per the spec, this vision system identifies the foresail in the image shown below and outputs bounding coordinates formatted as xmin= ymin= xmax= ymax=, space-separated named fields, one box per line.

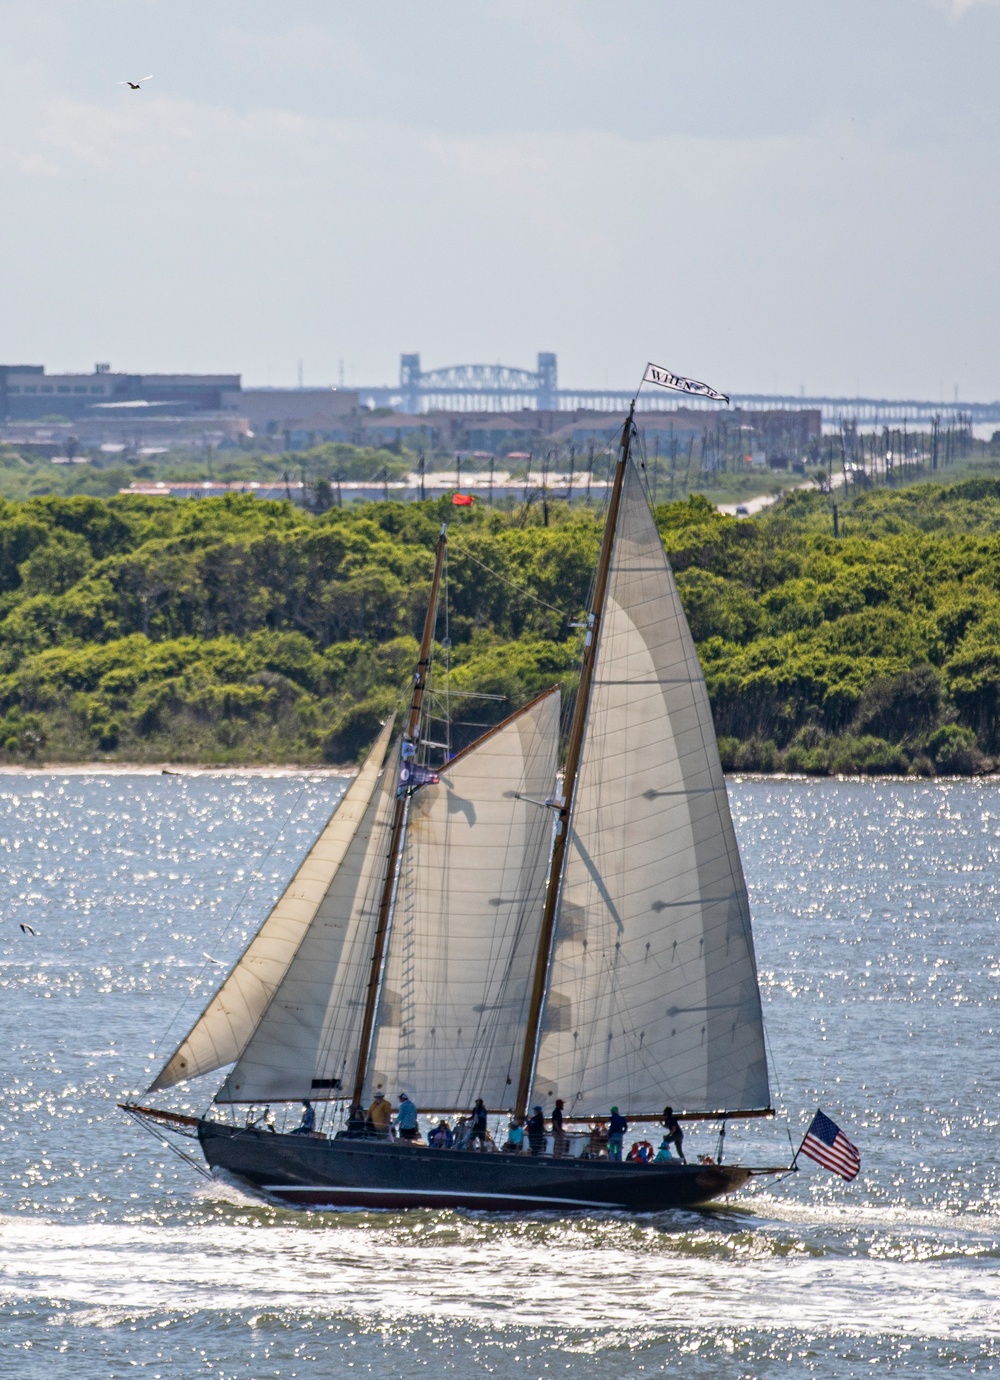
xmin=213 ymin=737 xmax=401 ymax=1102
xmin=149 ymin=719 xmax=395 ymax=1093
xmin=367 ymin=689 xmax=560 ymax=1110
xmin=532 ymin=462 xmax=770 ymax=1116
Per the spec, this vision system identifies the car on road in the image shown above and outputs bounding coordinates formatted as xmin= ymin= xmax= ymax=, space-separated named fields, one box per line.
xmin=735 ymin=504 xmax=750 ymax=517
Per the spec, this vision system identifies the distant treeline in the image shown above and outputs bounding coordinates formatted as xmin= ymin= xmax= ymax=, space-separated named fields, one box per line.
xmin=2 ymin=478 xmax=1000 ymax=772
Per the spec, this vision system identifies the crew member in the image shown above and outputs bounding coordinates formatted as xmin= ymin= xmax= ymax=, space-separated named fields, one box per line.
xmin=428 ymin=1120 xmax=453 ymax=1148
xmin=395 ymin=1092 xmax=419 ymax=1142
xmin=608 ymin=1105 xmax=628 ymax=1161
xmin=527 ymin=1105 xmax=546 ymax=1155
xmin=367 ymin=1090 xmax=392 ymax=1137
xmin=661 ymin=1105 xmax=686 ymax=1163
xmin=504 ymin=1118 xmax=525 ymax=1153
xmin=469 ymin=1098 xmax=489 ymax=1149
xmin=551 ymin=1098 xmax=567 ymax=1156
xmin=291 ymin=1100 xmax=315 ymax=1136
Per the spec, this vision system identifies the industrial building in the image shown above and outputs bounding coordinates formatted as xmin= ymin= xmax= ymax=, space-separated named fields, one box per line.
xmin=0 ymin=364 xmax=240 ymax=420
xmin=221 ymin=387 xmax=358 ymax=442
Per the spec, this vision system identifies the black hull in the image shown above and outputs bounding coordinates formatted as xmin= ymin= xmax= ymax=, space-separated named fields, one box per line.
xmin=198 ymin=1121 xmax=751 ymax=1213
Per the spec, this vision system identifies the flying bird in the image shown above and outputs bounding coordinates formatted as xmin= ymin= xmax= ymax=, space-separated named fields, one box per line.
xmin=20 ymin=923 xmax=37 ymax=936
xmin=119 ymin=75 xmax=153 ymax=90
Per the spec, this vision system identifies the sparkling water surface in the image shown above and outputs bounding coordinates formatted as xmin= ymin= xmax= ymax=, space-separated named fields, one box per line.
xmin=1 ymin=772 xmax=999 ymax=1377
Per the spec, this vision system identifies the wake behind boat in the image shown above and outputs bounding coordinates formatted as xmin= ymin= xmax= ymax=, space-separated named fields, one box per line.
xmin=126 ymin=389 xmax=785 ymax=1212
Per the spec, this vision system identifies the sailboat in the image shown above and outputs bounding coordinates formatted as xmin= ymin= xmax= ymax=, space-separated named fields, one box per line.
xmin=124 ymin=404 xmax=783 ymax=1211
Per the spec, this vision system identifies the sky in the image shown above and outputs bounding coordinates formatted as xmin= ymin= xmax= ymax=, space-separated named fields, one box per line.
xmin=2 ymin=0 xmax=998 ymax=398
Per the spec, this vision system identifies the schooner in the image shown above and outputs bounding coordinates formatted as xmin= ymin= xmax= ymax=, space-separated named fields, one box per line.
xmin=125 ymin=397 xmax=780 ymax=1211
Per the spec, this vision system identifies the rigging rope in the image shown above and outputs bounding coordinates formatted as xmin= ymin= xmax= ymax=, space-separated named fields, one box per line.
xmin=446 ymin=540 xmax=573 ymax=621
xmin=148 ymin=774 xmax=320 ymax=1070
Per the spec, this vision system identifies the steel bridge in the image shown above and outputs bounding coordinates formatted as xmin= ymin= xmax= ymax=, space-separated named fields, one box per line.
xmin=355 ymin=354 xmax=1000 ymax=425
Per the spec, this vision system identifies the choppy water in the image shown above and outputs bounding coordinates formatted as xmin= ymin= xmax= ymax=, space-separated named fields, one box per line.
xmin=1 ymin=772 xmax=999 ymax=1377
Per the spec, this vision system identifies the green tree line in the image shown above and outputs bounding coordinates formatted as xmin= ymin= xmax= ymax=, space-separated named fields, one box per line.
xmin=1 ymin=479 xmax=1000 ymax=773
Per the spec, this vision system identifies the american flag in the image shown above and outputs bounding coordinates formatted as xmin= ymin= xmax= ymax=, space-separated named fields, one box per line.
xmin=797 ymin=1109 xmax=861 ymax=1181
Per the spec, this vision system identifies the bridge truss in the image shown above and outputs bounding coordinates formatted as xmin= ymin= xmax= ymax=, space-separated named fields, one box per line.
xmin=354 ymin=354 xmax=1000 ymax=426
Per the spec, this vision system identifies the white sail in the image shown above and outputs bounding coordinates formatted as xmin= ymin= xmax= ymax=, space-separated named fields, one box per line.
xmin=209 ymin=734 xmax=401 ymax=1103
xmin=367 ymin=688 xmax=560 ymax=1110
xmin=532 ymin=461 xmax=770 ymax=1116
xmin=149 ymin=719 xmax=395 ymax=1093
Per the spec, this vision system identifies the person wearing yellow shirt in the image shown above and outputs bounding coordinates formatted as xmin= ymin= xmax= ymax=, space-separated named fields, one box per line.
xmin=368 ymin=1090 xmax=392 ymax=1136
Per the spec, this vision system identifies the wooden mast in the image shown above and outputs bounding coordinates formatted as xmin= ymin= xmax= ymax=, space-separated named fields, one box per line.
xmin=351 ymin=523 xmax=448 ymax=1108
xmin=514 ymin=403 xmax=635 ymax=1121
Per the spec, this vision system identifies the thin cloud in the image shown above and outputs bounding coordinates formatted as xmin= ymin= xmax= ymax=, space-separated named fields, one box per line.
xmin=222 ymin=24 xmax=371 ymax=78
xmin=933 ymin=0 xmax=1000 ymax=15
xmin=492 ymin=0 xmax=607 ymax=73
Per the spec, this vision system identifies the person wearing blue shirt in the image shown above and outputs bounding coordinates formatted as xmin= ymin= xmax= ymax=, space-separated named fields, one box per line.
xmin=291 ymin=1100 xmax=315 ymax=1136
xmin=608 ymin=1106 xmax=628 ymax=1161
xmin=395 ymin=1093 xmax=420 ymax=1142
xmin=504 ymin=1118 xmax=525 ymax=1153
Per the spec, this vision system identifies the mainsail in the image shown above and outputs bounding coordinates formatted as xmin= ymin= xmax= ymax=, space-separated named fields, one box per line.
xmin=367 ymin=688 xmax=560 ymax=1110
xmin=149 ymin=718 xmax=395 ymax=1093
xmin=212 ymin=737 xmax=401 ymax=1103
xmin=531 ymin=458 xmax=770 ymax=1116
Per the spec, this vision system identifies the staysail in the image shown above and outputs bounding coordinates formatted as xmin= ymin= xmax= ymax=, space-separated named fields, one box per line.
xmin=531 ymin=459 xmax=770 ymax=1116
xmin=210 ymin=736 xmax=402 ymax=1103
xmin=367 ymin=688 xmax=560 ymax=1110
xmin=149 ymin=719 xmax=395 ymax=1093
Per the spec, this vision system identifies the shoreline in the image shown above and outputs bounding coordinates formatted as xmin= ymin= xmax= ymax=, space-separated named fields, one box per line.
xmin=0 ymin=762 xmax=357 ymax=778
xmin=0 ymin=763 xmax=994 ymax=783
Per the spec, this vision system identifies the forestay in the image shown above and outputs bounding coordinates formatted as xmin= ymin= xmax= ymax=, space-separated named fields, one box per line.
xmin=532 ymin=461 xmax=770 ymax=1116
xmin=368 ymin=689 xmax=560 ymax=1110
xmin=214 ymin=736 xmax=402 ymax=1103
xmin=149 ymin=719 xmax=395 ymax=1093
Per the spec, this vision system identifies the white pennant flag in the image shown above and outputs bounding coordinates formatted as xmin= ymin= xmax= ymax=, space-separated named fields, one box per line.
xmin=643 ymin=362 xmax=729 ymax=404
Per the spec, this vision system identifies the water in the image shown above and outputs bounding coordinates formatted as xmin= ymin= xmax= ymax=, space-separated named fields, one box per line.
xmin=1 ymin=772 xmax=999 ymax=1377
